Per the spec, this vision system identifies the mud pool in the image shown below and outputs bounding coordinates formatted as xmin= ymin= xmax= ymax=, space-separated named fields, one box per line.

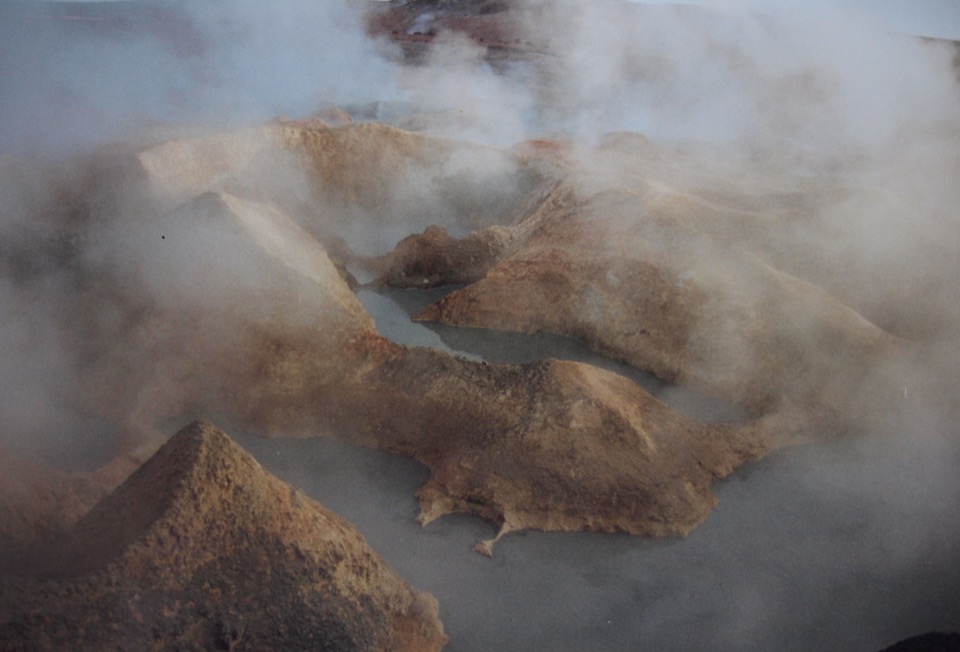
xmin=233 ymin=288 xmax=959 ymax=651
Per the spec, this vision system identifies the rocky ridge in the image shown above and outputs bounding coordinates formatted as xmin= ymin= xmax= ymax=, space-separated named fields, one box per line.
xmin=0 ymin=124 xmax=807 ymax=553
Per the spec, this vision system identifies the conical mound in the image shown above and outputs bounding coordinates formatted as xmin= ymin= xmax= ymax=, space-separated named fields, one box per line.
xmin=0 ymin=421 xmax=446 ymax=651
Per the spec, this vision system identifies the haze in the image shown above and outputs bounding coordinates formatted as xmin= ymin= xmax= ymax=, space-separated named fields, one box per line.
xmin=0 ymin=0 xmax=958 ymax=649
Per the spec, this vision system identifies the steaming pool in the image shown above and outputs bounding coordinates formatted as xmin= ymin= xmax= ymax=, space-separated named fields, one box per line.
xmin=230 ymin=287 xmax=959 ymax=651
xmin=3 ymin=1 xmax=959 ymax=648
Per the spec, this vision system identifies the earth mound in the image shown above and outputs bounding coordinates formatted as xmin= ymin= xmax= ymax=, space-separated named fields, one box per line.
xmin=396 ymin=170 xmax=903 ymax=429
xmin=73 ymin=144 xmax=790 ymax=550
xmin=136 ymin=122 xmax=556 ymax=257
xmin=0 ymin=124 xmax=824 ymax=556
xmin=0 ymin=420 xmax=447 ymax=651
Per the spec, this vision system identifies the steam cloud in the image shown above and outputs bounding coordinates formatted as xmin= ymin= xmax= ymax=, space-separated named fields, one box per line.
xmin=0 ymin=0 xmax=397 ymax=154
xmin=0 ymin=0 xmax=957 ymax=467
xmin=0 ymin=0 xmax=958 ymax=470
xmin=0 ymin=0 xmax=958 ymax=646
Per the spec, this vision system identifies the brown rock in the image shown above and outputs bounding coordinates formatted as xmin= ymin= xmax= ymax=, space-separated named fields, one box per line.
xmin=65 ymin=185 xmax=799 ymax=552
xmin=411 ymin=180 xmax=903 ymax=427
xmin=9 ymin=134 xmax=807 ymax=556
xmin=136 ymin=122 xmax=555 ymax=258
xmin=366 ymin=0 xmax=548 ymax=64
xmin=232 ymin=333 xmax=799 ymax=552
xmin=398 ymin=356 xmax=798 ymax=555
xmin=0 ymin=421 xmax=447 ymax=651
xmin=0 ymin=443 xmax=159 ymax=561
xmin=372 ymin=223 xmax=516 ymax=287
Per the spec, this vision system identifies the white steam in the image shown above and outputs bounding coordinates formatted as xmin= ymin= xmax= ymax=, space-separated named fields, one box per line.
xmin=0 ymin=1 xmax=957 ymax=646
xmin=437 ymin=0 xmax=960 ymax=161
xmin=0 ymin=0 xmax=399 ymax=154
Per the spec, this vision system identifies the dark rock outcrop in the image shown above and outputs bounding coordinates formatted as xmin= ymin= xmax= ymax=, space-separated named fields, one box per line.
xmin=879 ymin=632 xmax=960 ymax=652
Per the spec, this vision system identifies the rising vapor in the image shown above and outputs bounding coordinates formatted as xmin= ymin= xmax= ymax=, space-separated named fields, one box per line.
xmin=0 ymin=0 xmax=958 ymax=649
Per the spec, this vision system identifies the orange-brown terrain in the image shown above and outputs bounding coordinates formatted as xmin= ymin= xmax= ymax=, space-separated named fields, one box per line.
xmin=0 ymin=120 xmax=813 ymax=647
xmin=0 ymin=421 xmax=447 ymax=651
xmin=2 ymin=97 xmax=957 ymax=648
xmin=11 ymin=123 xmax=803 ymax=543
xmin=1 ymin=0 xmax=959 ymax=648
